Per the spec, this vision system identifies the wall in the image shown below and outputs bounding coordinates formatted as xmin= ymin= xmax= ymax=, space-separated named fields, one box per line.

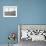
xmin=0 ymin=0 xmax=18 ymax=44
xmin=0 ymin=0 xmax=46 ymax=44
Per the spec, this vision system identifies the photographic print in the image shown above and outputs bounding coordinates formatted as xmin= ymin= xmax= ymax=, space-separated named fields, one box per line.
xmin=3 ymin=6 xmax=17 ymax=17
xmin=18 ymin=24 xmax=46 ymax=46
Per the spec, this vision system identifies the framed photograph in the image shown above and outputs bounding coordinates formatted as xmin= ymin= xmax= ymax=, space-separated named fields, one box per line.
xmin=3 ymin=6 xmax=17 ymax=17
xmin=18 ymin=24 xmax=46 ymax=42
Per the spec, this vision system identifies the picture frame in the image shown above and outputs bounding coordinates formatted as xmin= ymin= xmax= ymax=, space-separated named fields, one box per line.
xmin=3 ymin=6 xmax=17 ymax=17
xmin=18 ymin=24 xmax=46 ymax=42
